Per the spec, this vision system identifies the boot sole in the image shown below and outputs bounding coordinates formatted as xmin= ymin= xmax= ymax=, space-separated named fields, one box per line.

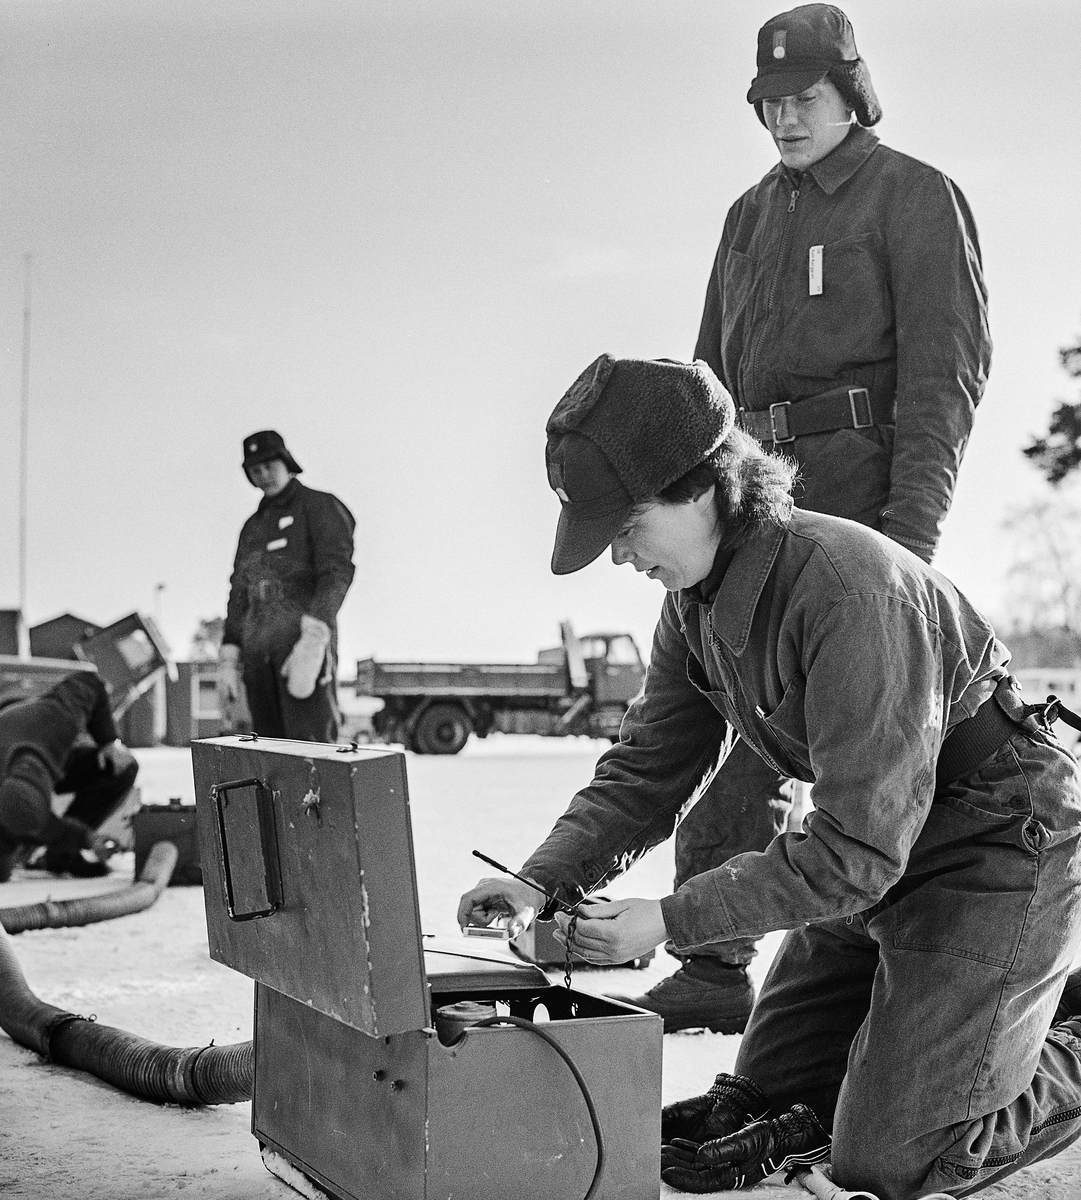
xmin=665 ymin=1017 xmax=749 ymax=1035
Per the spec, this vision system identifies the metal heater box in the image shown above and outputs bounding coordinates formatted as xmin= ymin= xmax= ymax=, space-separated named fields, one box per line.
xmin=132 ymin=802 xmax=202 ymax=885
xmin=192 ymin=736 xmax=662 ymax=1200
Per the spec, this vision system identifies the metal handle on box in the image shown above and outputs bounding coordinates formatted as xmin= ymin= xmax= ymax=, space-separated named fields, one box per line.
xmin=210 ymin=776 xmax=282 ymax=922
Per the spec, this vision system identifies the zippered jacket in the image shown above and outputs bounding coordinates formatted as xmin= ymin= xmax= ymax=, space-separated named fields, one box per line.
xmin=694 ymin=127 xmax=991 ymax=562
xmin=521 ymin=511 xmax=1009 ymax=951
xmin=223 ymin=478 xmax=356 ymax=654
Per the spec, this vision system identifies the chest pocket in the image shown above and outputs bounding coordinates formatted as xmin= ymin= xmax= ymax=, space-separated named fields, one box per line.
xmin=793 ymin=231 xmax=891 ymax=365
xmin=759 ymin=674 xmax=811 ymax=777
xmin=685 ymin=650 xmax=737 ymax=723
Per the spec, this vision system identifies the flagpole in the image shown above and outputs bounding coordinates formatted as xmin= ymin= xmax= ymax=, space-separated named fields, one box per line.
xmin=18 ymin=253 xmax=31 ymax=657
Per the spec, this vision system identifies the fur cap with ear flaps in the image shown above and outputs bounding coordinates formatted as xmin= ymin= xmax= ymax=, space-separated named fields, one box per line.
xmin=748 ymin=5 xmax=882 ymax=128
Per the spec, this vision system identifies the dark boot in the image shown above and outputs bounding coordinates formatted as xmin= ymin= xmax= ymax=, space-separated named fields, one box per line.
xmin=40 ymin=848 xmax=109 ymax=878
xmin=611 ymin=961 xmax=754 ymax=1034
xmin=0 ymin=838 xmax=19 ymax=883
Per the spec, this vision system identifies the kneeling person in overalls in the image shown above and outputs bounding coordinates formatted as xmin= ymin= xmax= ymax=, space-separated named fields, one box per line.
xmin=0 ymin=672 xmax=138 ymax=880
xmin=458 ymin=355 xmax=1081 ymax=1198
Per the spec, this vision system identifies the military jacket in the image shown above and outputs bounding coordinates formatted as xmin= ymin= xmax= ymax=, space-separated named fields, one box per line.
xmin=694 ymin=127 xmax=991 ymax=561
xmin=223 ymin=478 xmax=356 ymax=650
xmin=0 ymin=672 xmax=117 ymax=780
xmin=521 ymin=511 xmax=1009 ymax=952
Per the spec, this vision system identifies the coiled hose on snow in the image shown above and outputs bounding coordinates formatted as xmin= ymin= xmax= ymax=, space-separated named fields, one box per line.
xmin=0 ymin=841 xmax=179 ymax=934
xmin=0 ymin=850 xmax=253 ymax=1105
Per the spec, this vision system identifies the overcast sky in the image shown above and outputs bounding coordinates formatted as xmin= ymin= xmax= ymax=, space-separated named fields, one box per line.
xmin=2 ymin=0 xmax=1080 ymax=672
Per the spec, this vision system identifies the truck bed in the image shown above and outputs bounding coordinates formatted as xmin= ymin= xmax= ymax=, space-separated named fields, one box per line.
xmin=356 ymin=658 xmax=568 ymax=699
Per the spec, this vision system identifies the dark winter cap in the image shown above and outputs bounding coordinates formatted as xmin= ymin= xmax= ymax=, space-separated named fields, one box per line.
xmin=241 ymin=430 xmax=302 ymax=476
xmin=747 ymin=4 xmax=881 ymax=126
xmin=545 ymin=355 xmax=735 ymax=575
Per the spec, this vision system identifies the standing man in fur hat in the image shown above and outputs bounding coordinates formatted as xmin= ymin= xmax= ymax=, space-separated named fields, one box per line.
xmin=218 ymin=431 xmax=356 ymax=743
xmin=626 ymin=3 xmax=993 ymax=1034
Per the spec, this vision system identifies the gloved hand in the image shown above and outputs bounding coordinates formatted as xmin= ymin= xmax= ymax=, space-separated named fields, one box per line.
xmin=661 ymin=1103 xmax=830 ymax=1193
xmin=662 ymin=1072 xmax=771 ymax=1146
xmin=281 ymin=615 xmax=331 ymax=700
xmin=217 ymin=643 xmax=239 ymax=705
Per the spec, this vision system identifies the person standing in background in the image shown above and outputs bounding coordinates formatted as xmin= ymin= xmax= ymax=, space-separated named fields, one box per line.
xmin=218 ymin=430 xmax=356 ymax=743
xmin=626 ymin=3 xmax=993 ymax=1034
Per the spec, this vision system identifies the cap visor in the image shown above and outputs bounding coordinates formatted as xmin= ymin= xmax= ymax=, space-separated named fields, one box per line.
xmin=551 ymin=501 xmax=633 ymax=576
xmin=747 ymin=68 xmax=827 ymax=103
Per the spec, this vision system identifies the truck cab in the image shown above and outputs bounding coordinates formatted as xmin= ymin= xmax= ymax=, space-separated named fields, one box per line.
xmin=539 ymin=631 xmax=644 ymax=708
xmin=359 ymin=624 xmax=646 ymax=754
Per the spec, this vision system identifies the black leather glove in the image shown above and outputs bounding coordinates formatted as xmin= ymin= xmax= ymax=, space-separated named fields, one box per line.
xmin=661 ymin=1103 xmax=830 ymax=1192
xmin=661 ymin=1072 xmax=771 ymax=1145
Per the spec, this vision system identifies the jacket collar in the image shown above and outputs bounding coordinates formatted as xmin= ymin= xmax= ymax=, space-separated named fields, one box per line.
xmin=680 ymin=517 xmax=787 ymax=657
xmin=774 ymin=125 xmax=879 ymax=197
xmin=257 ymin=476 xmax=300 ymax=511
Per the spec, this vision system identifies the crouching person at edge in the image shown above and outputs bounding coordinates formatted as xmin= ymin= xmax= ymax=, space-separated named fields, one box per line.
xmin=457 ymin=355 xmax=1081 ymax=1199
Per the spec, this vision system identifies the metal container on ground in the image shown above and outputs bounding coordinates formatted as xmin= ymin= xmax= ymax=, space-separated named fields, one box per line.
xmin=132 ymin=801 xmax=202 ymax=885
xmin=192 ymin=735 xmax=662 ymax=1200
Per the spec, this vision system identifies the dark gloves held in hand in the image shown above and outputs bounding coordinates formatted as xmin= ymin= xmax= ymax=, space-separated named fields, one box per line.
xmin=662 ymin=1098 xmax=830 ymax=1193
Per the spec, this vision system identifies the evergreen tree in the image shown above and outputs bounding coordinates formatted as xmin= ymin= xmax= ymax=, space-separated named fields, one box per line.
xmin=1024 ymin=336 xmax=1081 ymax=484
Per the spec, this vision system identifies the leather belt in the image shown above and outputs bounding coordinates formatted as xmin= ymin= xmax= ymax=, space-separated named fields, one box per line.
xmin=737 ymin=385 xmax=896 ymax=446
xmin=935 ymin=680 xmax=1019 ymax=790
xmin=933 ymin=677 xmax=1081 ymax=789
xmin=249 ymin=578 xmax=285 ymax=605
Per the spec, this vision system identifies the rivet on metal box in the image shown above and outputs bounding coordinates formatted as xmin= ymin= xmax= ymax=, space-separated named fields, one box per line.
xmin=192 ymin=735 xmax=663 ymax=1200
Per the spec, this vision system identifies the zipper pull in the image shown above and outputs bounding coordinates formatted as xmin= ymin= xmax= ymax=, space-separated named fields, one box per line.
xmin=788 ymin=186 xmax=800 ymax=214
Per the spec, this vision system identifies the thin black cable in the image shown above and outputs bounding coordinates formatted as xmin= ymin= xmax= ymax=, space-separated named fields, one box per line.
xmin=461 ymin=1014 xmax=605 ymax=1200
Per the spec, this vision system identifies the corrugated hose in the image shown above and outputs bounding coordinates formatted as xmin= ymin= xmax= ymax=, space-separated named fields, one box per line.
xmin=0 ymin=843 xmax=253 ymax=1105
xmin=0 ymin=841 xmax=178 ymax=934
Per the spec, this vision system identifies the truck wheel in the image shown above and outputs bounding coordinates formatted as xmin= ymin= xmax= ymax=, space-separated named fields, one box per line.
xmin=412 ymin=704 xmax=472 ymax=755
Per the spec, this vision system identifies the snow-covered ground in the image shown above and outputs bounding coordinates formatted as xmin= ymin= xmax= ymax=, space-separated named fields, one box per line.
xmin=0 ymin=741 xmax=1078 ymax=1199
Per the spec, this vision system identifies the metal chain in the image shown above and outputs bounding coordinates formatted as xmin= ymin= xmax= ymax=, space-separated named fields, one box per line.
xmin=563 ymin=910 xmax=578 ymax=990
xmin=563 ymin=908 xmax=579 ymax=1017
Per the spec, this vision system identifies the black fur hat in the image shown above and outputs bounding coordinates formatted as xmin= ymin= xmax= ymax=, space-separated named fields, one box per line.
xmin=241 ymin=430 xmax=303 ymax=476
xmin=748 ymin=4 xmax=882 ymax=128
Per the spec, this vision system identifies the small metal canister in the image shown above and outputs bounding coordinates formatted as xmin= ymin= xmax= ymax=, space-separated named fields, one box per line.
xmin=434 ymin=1000 xmax=496 ymax=1045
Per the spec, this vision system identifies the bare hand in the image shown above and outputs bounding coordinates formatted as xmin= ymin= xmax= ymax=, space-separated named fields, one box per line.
xmin=457 ymin=877 xmax=547 ymax=939
xmin=86 ymin=830 xmax=118 ymax=863
xmin=97 ymin=740 xmax=136 ymax=776
xmin=553 ymin=897 xmax=667 ymax=965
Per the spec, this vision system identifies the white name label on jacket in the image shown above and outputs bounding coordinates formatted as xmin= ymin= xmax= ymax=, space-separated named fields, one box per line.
xmin=278 ymin=515 xmax=294 ymax=529
xmin=266 ymin=538 xmax=288 ymax=551
xmin=809 ymin=245 xmax=823 ymax=296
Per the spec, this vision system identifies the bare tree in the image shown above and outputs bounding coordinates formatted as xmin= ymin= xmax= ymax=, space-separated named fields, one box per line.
xmin=1001 ymin=494 xmax=1081 ymax=653
xmin=190 ymin=616 xmax=225 ymax=662
xmin=1024 ymin=335 xmax=1081 ymax=484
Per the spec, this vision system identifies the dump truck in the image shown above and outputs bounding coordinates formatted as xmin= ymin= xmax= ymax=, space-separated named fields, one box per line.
xmin=355 ymin=621 xmax=646 ymax=754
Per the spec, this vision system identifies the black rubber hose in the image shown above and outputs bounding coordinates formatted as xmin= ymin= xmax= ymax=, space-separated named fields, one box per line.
xmin=0 ymin=841 xmax=180 ymax=934
xmin=0 ymin=888 xmax=253 ymax=1105
xmin=464 ymin=1014 xmax=606 ymax=1200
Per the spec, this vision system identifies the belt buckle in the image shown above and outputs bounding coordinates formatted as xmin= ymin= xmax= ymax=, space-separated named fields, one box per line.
xmin=848 ymin=387 xmax=872 ymax=429
xmin=769 ymin=401 xmax=793 ymax=444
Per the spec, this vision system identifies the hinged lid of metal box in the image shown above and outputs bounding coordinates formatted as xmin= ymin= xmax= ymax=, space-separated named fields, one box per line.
xmin=192 ymin=736 xmax=548 ymax=1039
